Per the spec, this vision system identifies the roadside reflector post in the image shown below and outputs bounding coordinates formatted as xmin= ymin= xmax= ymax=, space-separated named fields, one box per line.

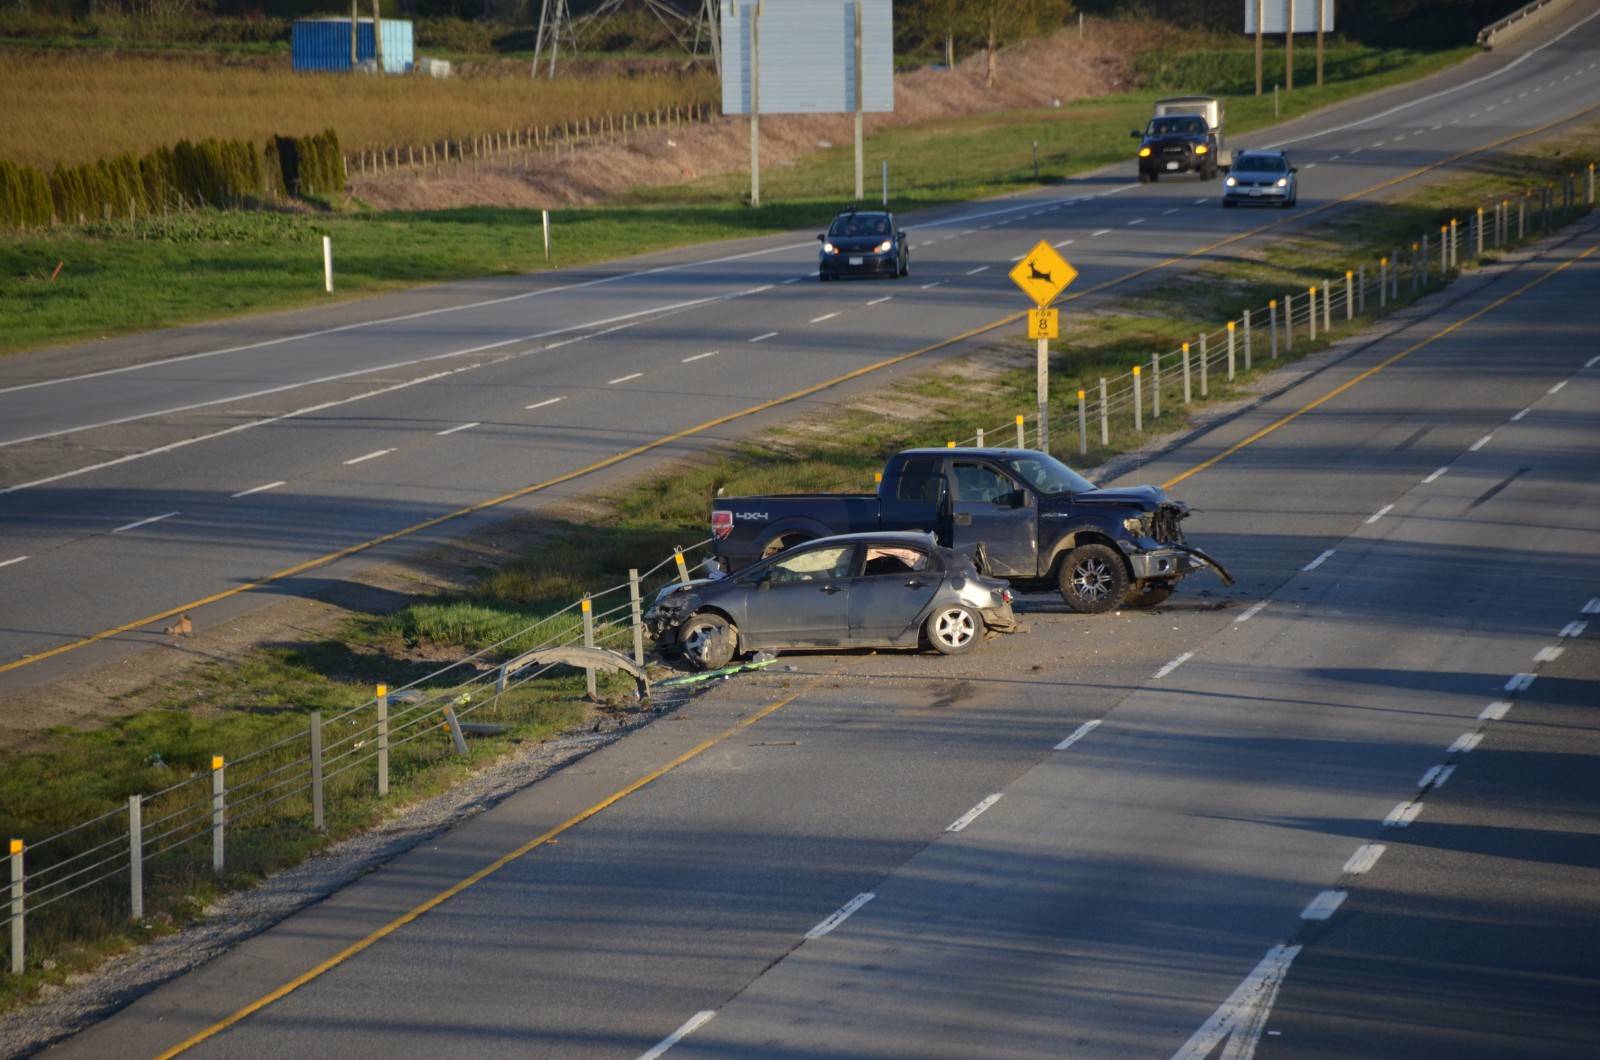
xmin=1226 ymin=321 xmax=1236 ymax=381
xmin=975 ymin=427 xmax=984 ymax=447
xmin=882 ymin=160 xmax=888 ymax=206
xmin=1282 ymin=295 xmax=1293 ymax=352
xmin=873 ymin=471 xmax=883 ymax=485
xmin=211 ymin=757 xmax=225 ymax=875
xmin=629 ymin=568 xmax=645 ymax=667
xmin=376 ymin=684 xmax=389 ymax=798
xmin=128 ymin=796 xmax=143 ymax=921
xmin=1357 ymin=265 xmax=1366 ymax=314
xmin=1308 ymin=288 xmax=1317 ymax=341
xmin=946 ymin=440 xmax=956 ymax=448
xmin=673 ymin=546 xmax=690 ymax=585
xmin=1475 ymin=207 xmax=1484 ymax=257
xmin=1015 ymin=413 xmax=1025 ymax=448
xmin=1198 ymin=331 xmax=1209 ymax=397
xmin=1519 ymin=193 xmax=1527 ymax=239
xmin=1097 ymin=377 xmax=1109 ymax=448
xmin=1269 ymin=300 xmax=1280 ymax=358
xmin=1151 ymin=352 xmax=1162 ymax=418
xmin=541 ymin=209 xmax=551 ymax=261
xmin=1242 ymin=309 xmax=1252 ymax=371
xmin=581 ymin=596 xmax=597 ymax=700
xmin=1032 ymin=140 xmax=1039 ymax=181
xmin=1391 ymin=247 xmax=1401 ymax=300
xmin=1132 ymin=365 xmax=1143 ymax=433
xmin=9 ymin=839 xmax=23 ymax=975
xmin=1449 ymin=218 xmax=1459 ymax=269
xmin=1378 ymin=260 xmax=1387 ymax=309
xmin=1181 ymin=342 xmax=1192 ymax=404
xmin=1345 ymin=271 xmax=1354 ymax=321
xmin=1076 ymin=390 xmax=1088 ymax=456
xmin=1414 ymin=241 xmax=1423 ymax=291
xmin=322 ymin=235 xmax=333 ymax=293
xmin=1324 ymin=278 xmax=1333 ymax=332
xmin=1587 ymin=163 xmax=1594 ymax=206
xmin=310 ymin=711 xmax=324 ymax=831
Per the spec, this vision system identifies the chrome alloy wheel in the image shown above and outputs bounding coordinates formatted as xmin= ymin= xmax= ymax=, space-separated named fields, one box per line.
xmin=932 ymin=607 xmax=977 ymax=649
xmin=1071 ymin=556 xmax=1116 ymax=603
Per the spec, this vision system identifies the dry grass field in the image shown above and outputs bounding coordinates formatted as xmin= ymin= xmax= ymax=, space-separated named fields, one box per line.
xmin=0 ymin=49 xmax=718 ymax=170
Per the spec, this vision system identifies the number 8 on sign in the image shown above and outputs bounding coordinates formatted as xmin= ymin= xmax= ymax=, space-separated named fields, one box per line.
xmin=1028 ymin=308 xmax=1059 ymax=339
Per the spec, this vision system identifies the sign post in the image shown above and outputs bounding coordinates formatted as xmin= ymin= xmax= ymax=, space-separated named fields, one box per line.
xmin=1009 ymin=240 xmax=1078 ymax=455
xmin=854 ymin=0 xmax=864 ymax=202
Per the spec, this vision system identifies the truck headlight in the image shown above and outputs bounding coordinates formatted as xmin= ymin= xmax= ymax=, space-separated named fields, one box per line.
xmin=875 ymin=239 xmax=893 ymax=253
xmin=1195 ymin=144 xmax=1209 ymax=155
xmin=1225 ymin=176 xmax=1236 ymax=187
xmin=1276 ymin=177 xmax=1288 ymax=187
xmin=1123 ymin=515 xmax=1152 ymax=536
xmin=822 ymin=241 xmax=837 ymax=254
xmin=1138 ymin=147 xmax=1151 ymax=158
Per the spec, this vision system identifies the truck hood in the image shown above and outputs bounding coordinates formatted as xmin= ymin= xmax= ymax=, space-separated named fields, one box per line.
xmin=1063 ymin=485 xmax=1170 ymax=512
xmin=1143 ymin=134 xmax=1208 ymax=148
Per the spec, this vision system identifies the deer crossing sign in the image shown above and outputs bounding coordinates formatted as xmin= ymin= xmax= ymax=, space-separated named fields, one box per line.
xmin=1007 ymin=240 xmax=1078 ymax=307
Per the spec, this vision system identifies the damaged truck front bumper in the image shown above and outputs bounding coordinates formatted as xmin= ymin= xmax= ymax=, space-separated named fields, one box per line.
xmin=1124 ymin=542 xmax=1234 ymax=586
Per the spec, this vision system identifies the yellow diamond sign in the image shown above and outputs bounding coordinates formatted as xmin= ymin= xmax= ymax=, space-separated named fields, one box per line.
xmin=1008 ymin=241 xmax=1078 ymax=307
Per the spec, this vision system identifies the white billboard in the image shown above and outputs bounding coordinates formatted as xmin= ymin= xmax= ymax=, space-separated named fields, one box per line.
xmin=721 ymin=0 xmax=894 ymax=116
xmin=1245 ymin=0 xmax=1335 ymax=34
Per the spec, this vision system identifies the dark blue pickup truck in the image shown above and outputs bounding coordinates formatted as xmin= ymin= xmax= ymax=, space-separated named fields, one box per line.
xmin=710 ymin=447 xmax=1231 ymax=613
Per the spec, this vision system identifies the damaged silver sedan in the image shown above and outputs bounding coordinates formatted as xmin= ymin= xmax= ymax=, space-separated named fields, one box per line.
xmin=645 ymin=531 xmax=1017 ymax=671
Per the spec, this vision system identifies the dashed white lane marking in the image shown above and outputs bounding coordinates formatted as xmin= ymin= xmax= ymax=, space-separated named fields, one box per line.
xmin=1519 ymin=92 xmax=1528 ymax=98
xmin=805 ymin=893 xmax=875 ymax=940
xmin=748 ymin=331 xmax=779 ymax=342
xmin=809 ymin=312 xmax=840 ymax=323
xmin=1303 ymin=549 xmax=1335 ymax=571
xmin=941 ymin=234 xmax=956 ymax=240
xmin=1423 ymin=467 xmax=1448 ymax=484
xmin=780 ymin=277 xmax=799 ymax=284
xmin=1534 ymin=645 xmax=1565 ymax=663
xmin=1585 ymin=597 xmax=1600 ymax=614
xmin=1384 ymin=801 xmax=1423 ymax=828
xmin=947 ymin=793 xmax=1003 ymax=832
xmin=1548 ymin=380 xmax=1568 ymax=394
xmin=1303 ymin=162 xmax=1319 ymax=169
xmin=436 ymin=422 xmax=479 ymax=436
xmin=1194 ymin=198 xmax=1208 ymax=205
xmin=1330 ymin=154 xmax=1341 ymax=161
xmin=1154 ymin=652 xmax=1194 ymax=679
xmin=1171 ymin=944 xmax=1301 ymax=1060
xmin=1468 ymin=112 xmax=1480 ymax=119
xmin=1587 ymin=355 xmax=1600 ymax=368
xmin=525 ymin=396 xmax=565 ymax=410
xmin=1505 ymin=673 xmax=1536 ymax=693
xmin=0 ymin=556 xmax=29 ymax=570
xmin=1128 ymin=218 xmax=1146 ymax=226
xmin=920 ymin=281 xmax=945 ymax=289
xmin=1349 ymin=147 xmax=1363 ymax=154
xmin=979 ymin=224 xmax=994 ymax=231
xmin=1054 ymin=719 xmax=1102 ymax=751
xmin=1092 ymin=229 xmax=1113 ymax=237
xmin=966 ymin=265 xmax=991 ymax=275
xmin=1365 ymin=504 xmax=1394 ymax=524
xmin=681 ymin=350 xmax=718 ymax=363
xmin=1343 ymin=844 xmax=1386 ymax=875
xmin=1301 ymin=890 xmax=1347 ymax=920
xmin=1419 ymin=764 xmax=1456 ymax=790
xmin=1449 ymin=732 xmax=1484 ymax=754
xmin=1559 ymin=620 xmax=1588 ymax=638
xmin=1469 ymin=435 xmax=1492 ymax=451
xmin=112 ymin=511 xmax=179 ymax=534
xmin=1373 ymin=140 xmax=1389 ymax=147
xmin=917 ymin=241 xmax=936 ymax=248
xmin=1012 ymin=253 xmax=1026 ymax=263
xmin=1480 ymin=700 xmax=1512 ymax=721
xmin=1235 ymin=601 xmax=1268 ymax=623
xmin=230 ymin=481 xmax=286 ymax=498
xmin=342 ymin=449 xmax=394 ymax=466
xmin=959 ymin=229 xmax=975 ymax=236
xmin=608 ymin=373 xmax=643 ymax=385
xmin=1511 ymin=407 xmax=1531 ymax=421
xmin=637 ymin=1010 xmax=716 ymax=1060
xmin=1053 ymin=239 xmax=1074 ymax=248
xmin=866 ymin=295 xmax=893 ymax=305
xmin=1163 ymin=208 xmax=1180 ymax=215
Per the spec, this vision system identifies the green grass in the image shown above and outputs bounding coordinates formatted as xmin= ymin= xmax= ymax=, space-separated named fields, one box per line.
xmin=1 ymin=43 xmax=1473 ymax=355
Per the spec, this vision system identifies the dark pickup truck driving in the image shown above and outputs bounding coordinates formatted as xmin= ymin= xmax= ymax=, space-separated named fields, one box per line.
xmin=710 ymin=448 xmax=1231 ymax=613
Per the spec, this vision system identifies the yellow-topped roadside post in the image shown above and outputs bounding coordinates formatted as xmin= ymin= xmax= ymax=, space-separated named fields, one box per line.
xmin=1008 ymin=240 xmax=1078 ymax=453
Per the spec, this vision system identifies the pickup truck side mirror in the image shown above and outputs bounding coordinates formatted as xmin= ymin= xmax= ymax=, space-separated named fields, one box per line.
xmin=1289 ymin=167 xmax=1299 ymax=174
xmin=816 ymin=233 xmax=825 ymax=242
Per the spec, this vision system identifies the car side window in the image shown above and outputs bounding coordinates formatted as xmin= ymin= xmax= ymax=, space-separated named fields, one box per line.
xmin=859 ymin=546 xmax=930 ymax=578
xmin=951 ymin=462 xmax=1016 ymax=504
xmin=767 ymin=545 xmax=852 ymax=585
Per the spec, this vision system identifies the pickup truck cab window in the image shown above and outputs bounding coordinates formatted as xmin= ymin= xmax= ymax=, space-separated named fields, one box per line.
xmin=766 ymin=545 xmax=853 ymax=585
xmin=951 ymin=462 xmax=1019 ymax=504
xmin=1004 ymin=453 xmax=1095 ymax=495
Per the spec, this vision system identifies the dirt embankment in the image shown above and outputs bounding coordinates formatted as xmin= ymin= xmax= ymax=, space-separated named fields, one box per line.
xmin=352 ymin=21 xmax=1172 ymax=211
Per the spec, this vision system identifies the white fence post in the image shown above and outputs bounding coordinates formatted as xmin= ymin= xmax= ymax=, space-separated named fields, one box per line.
xmin=1132 ymin=365 xmax=1143 ymax=433
xmin=376 ymin=684 xmax=389 ymax=798
xmin=211 ymin=757 xmax=225 ymax=875
xmin=322 ymin=235 xmax=334 ymax=293
xmin=128 ymin=796 xmax=143 ymax=921
xmin=1357 ymin=264 xmax=1366 ymax=313
xmin=1015 ymin=414 xmax=1025 ymax=448
xmin=8 ymin=839 xmax=22 ymax=975
xmin=1097 ymin=378 xmax=1109 ymax=447
xmin=1181 ymin=342 xmax=1192 ymax=403
xmin=1226 ymin=321 xmax=1236 ymax=381
xmin=882 ymin=160 xmax=888 ymax=206
xmin=1151 ymin=352 xmax=1161 ymax=419
xmin=1283 ymin=295 xmax=1293 ymax=351
xmin=975 ymin=427 xmax=984 ymax=447
xmin=310 ymin=712 xmax=324 ymax=831
xmin=629 ymin=569 xmax=645 ymax=666
xmin=542 ymin=209 xmax=551 ymax=261
xmin=1076 ymin=391 xmax=1087 ymax=456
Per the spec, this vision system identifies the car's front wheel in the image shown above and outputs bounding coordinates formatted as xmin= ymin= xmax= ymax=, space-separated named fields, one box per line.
xmin=679 ymin=612 xmax=737 ymax=671
xmin=1058 ymin=544 xmax=1130 ymax=614
xmin=925 ymin=605 xmax=980 ymax=655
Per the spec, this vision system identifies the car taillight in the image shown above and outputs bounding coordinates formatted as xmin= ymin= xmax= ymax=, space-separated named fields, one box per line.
xmin=1001 ymin=588 xmax=1014 ymax=604
xmin=711 ymin=510 xmax=733 ymax=540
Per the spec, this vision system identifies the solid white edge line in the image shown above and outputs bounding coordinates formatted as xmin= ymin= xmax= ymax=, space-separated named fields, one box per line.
xmin=1054 ymin=719 xmax=1103 ymax=751
xmin=1301 ymin=890 xmax=1347 ymax=920
xmin=525 ymin=396 xmax=565 ymax=410
xmin=230 ymin=481 xmax=287 ymax=499
xmin=809 ymin=312 xmax=840 ymax=323
xmin=1365 ymin=504 xmax=1394 ymax=524
xmin=1235 ymin=601 xmax=1268 ymax=623
xmin=1423 ymin=467 xmax=1448 ymax=484
xmin=1480 ymin=700 xmax=1512 ymax=720
xmin=805 ymin=892 xmax=876 ymax=940
xmin=0 ymin=556 xmax=29 ymax=569
xmin=608 ymin=373 xmax=644 ymax=385
xmin=637 ymin=1011 xmax=716 ymax=1060
xmin=1448 ymin=732 xmax=1484 ymax=754
xmin=1154 ymin=651 xmax=1194 ymax=679
xmin=1342 ymin=843 xmax=1386 ymax=875
xmin=1303 ymin=549 xmax=1335 ymax=571
xmin=111 ymin=511 xmax=179 ymax=534
xmin=342 ymin=449 xmax=395 ymax=466
xmin=946 ymin=793 xmax=1003 ymax=833
xmin=436 ymin=422 xmax=479 ymax=436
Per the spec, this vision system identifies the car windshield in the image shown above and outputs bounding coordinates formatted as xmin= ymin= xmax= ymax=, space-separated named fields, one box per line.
xmin=1236 ymin=155 xmax=1287 ymax=173
xmin=1149 ymin=117 xmax=1206 ymax=136
xmin=1004 ymin=454 xmax=1096 ymax=495
xmin=829 ymin=215 xmax=890 ymax=237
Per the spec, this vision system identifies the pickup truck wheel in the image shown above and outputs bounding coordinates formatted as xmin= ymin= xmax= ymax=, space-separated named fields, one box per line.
xmin=925 ymin=605 xmax=980 ymax=655
xmin=679 ymin=613 xmax=737 ymax=671
xmin=1058 ymin=544 xmax=1130 ymax=615
xmin=1123 ymin=581 xmax=1175 ymax=609
xmin=1138 ymin=171 xmax=1151 ymax=184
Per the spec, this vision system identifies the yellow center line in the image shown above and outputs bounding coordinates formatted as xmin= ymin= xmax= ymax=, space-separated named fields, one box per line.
xmin=9 ymin=98 xmax=1597 ymax=678
xmin=153 ymin=667 xmax=851 ymax=1059
xmin=1160 ymin=239 xmax=1600 ymax=491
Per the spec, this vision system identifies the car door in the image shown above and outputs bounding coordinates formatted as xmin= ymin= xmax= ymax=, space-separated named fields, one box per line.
xmin=738 ymin=543 xmax=855 ymax=646
xmin=847 ymin=544 xmax=942 ymax=643
xmin=947 ymin=460 xmax=1037 ymax=576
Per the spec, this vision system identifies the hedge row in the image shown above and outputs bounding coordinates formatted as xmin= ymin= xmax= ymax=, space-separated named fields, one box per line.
xmin=0 ymin=129 xmax=343 ymax=229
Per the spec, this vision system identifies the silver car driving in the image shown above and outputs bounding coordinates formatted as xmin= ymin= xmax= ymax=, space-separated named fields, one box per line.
xmin=1223 ymin=150 xmax=1297 ymax=208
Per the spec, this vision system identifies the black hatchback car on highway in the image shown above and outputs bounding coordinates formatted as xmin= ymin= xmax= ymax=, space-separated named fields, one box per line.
xmin=644 ymin=531 xmax=1014 ymax=670
xmin=818 ymin=208 xmax=909 ymax=280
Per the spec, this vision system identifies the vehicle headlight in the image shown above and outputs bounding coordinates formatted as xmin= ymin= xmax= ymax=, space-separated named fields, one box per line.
xmin=1138 ymin=146 xmax=1151 ymax=158
xmin=822 ymin=241 xmax=837 ymax=254
xmin=875 ymin=239 xmax=893 ymax=253
xmin=1123 ymin=515 xmax=1153 ymax=536
xmin=1276 ymin=177 xmax=1288 ymax=187
xmin=1225 ymin=176 xmax=1236 ymax=187
xmin=1195 ymin=144 xmax=1209 ymax=155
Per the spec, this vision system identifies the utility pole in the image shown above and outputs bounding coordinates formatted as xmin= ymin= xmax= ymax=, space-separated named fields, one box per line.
xmin=853 ymin=0 xmax=864 ymax=203
xmin=1316 ymin=0 xmax=1325 ymax=88
xmin=1285 ymin=0 xmax=1294 ymax=92
xmin=1254 ymin=0 xmax=1264 ymax=96
xmin=372 ymin=0 xmax=384 ymax=72
xmin=749 ymin=3 xmax=761 ymax=208
xmin=349 ymin=0 xmax=358 ymax=67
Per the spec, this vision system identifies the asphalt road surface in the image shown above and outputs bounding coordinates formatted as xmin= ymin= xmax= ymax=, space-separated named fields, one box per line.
xmin=41 ymin=186 xmax=1600 ymax=1055
xmin=4 ymin=6 xmax=1600 ymax=694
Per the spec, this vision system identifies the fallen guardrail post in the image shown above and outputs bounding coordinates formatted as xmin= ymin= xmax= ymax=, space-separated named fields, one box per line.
xmin=442 ymin=705 xmax=469 ymax=755
xmin=498 ymin=645 xmax=651 ymax=703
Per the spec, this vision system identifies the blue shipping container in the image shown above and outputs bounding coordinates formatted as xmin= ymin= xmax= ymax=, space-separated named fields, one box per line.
xmin=292 ymin=18 xmax=414 ymax=75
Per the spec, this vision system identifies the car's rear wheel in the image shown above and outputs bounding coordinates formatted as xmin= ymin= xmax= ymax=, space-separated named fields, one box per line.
xmin=679 ymin=612 xmax=737 ymax=671
xmin=925 ymin=605 xmax=980 ymax=655
xmin=1058 ymin=544 xmax=1131 ymax=615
